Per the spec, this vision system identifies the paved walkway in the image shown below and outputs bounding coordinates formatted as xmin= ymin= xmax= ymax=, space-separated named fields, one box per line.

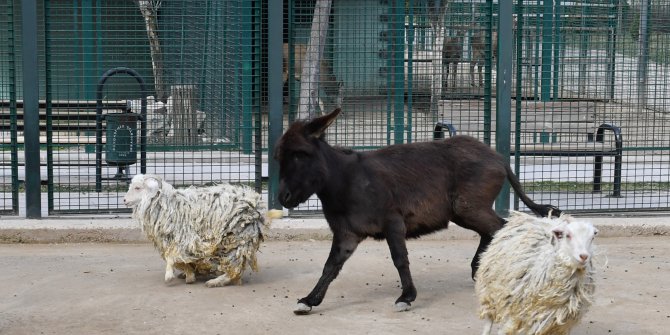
xmin=1 ymin=237 xmax=668 ymax=335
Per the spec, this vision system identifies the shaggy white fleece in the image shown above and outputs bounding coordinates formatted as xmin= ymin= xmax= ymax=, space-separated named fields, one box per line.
xmin=475 ymin=211 xmax=597 ymax=335
xmin=125 ymin=174 xmax=269 ymax=286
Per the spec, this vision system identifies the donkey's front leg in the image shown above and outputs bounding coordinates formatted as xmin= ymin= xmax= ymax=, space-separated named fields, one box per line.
xmin=385 ymin=218 xmax=417 ymax=311
xmin=294 ymin=232 xmax=362 ymax=315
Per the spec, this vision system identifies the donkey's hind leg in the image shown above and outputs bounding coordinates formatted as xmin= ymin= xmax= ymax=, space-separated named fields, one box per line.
xmin=384 ymin=216 xmax=417 ymax=312
xmin=453 ymin=206 xmax=506 ymax=280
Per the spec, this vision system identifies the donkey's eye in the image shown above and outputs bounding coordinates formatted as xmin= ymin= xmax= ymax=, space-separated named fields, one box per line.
xmin=293 ymin=151 xmax=309 ymax=160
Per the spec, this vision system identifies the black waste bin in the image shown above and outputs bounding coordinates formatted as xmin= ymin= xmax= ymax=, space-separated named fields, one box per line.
xmin=105 ymin=112 xmax=139 ymax=166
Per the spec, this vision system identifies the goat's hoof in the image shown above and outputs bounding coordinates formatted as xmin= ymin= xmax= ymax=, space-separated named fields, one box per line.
xmin=394 ymin=302 xmax=412 ymax=312
xmin=164 ymin=273 xmax=177 ymax=284
xmin=293 ymin=303 xmax=312 ymax=315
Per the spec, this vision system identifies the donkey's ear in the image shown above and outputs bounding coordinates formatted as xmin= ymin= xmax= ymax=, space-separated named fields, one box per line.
xmin=304 ymin=108 xmax=342 ymax=138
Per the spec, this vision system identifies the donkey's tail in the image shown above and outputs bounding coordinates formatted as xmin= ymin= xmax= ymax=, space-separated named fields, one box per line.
xmin=504 ymin=164 xmax=561 ymax=218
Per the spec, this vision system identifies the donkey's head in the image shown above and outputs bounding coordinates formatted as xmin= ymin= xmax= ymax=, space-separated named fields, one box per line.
xmin=274 ymin=108 xmax=342 ymax=209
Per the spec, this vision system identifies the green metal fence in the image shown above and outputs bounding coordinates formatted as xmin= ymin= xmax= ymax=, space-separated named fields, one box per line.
xmin=282 ymin=0 xmax=670 ymax=214
xmin=0 ymin=0 xmax=19 ymax=215
xmin=2 ymin=0 xmax=263 ymax=216
xmin=2 ymin=0 xmax=670 ymax=217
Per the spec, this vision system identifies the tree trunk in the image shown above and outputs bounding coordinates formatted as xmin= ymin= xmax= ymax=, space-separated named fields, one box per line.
xmin=297 ymin=0 xmax=332 ymax=120
xmin=169 ymin=85 xmax=199 ymax=145
xmin=429 ymin=1 xmax=449 ymax=116
xmin=137 ymin=1 xmax=167 ymax=102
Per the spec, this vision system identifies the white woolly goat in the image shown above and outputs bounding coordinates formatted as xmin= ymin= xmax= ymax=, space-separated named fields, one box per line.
xmin=475 ymin=211 xmax=598 ymax=335
xmin=124 ymin=174 xmax=270 ymax=287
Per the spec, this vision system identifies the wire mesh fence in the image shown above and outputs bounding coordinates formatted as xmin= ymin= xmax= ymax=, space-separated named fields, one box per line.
xmin=283 ymin=0 xmax=670 ymax=214
xmin=3 ymin=0 xmax=263 ymax=216
xmin=0 ymin=0 xmax=19 ymax=215
xmin=2 ymin=0 xmax=670 ymax=216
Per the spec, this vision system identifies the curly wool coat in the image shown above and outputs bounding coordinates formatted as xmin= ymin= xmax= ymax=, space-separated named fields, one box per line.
xmin=129 ymin=175 xmax=268 ymax=282
xmin=475 ymin=211 xmax=596 ymax=335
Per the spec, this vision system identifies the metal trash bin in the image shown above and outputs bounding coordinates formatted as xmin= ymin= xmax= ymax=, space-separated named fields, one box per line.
xmin=105 ymin=112 xmax=139 ymax=166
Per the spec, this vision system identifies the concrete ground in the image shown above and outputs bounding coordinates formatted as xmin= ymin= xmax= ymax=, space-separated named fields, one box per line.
xmin=1 ymin=234 xmax=669 ymax=334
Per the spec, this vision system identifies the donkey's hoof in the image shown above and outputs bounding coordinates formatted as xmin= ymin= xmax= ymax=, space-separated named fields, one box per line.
xmin=394 ymin=302 xmax=412 ymax=312
xmin=293 ymin=303 xmax=312 ymax=315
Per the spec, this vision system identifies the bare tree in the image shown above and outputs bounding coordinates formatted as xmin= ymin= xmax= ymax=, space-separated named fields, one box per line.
xmin=427 ymin=0 xmax=449 ymax=112
xmin=135 ymin=0 xmax=167 ymax=102
xmin=297 ymin=0 xmax=332 ymax=120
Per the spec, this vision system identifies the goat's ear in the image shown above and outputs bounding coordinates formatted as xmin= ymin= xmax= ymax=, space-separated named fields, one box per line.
xmin=305 ymin=108 xmax=341 ymax=139
xmin=144 ymin=177 xmax=161 ymax=193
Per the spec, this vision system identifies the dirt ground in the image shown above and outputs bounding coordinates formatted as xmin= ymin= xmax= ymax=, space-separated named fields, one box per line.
xmin=0 ymin=237 xmax=668 ymax=335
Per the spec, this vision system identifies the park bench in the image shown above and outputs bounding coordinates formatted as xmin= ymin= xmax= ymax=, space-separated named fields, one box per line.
xmin=433 ymin=101 xmax=623 ymax=197
xmin=0 ymin=99 xmax=128 ymax=144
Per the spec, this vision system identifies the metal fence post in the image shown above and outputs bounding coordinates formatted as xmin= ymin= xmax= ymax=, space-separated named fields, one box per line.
xmin=392 ymin=0 xmax=405 ymax=145
xmin=21 ymin=0 xmax=41 ymax=218
xmin=637 ymin=0 xmax=650 ymax=107
xmin=267 ymin=0 xmax=283 ymax=210
xmin=541 ymin=0 xmax=554 ymax=101
xmin=495 ymin=0 xmax=514 ymax=217
xmin=513 ymin=0 xmax=525 ymax=211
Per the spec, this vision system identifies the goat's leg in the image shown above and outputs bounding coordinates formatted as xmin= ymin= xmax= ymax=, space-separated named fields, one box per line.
xmin=164 ymin=257 xmax=177 ymax=284
xmin=294 ymin=231 xmax=362 ymax=315
xmin=182 ymin=264 xmax=196 ymax=284
xmin=384 ymin=219 xmax=417 ymax=311
xmin=205 ymin=273 xmax=241 ymax=288
xmin=482 ymin=317 xmax=494 ymax=335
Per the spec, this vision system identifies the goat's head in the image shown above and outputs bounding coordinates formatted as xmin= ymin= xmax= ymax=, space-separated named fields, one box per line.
xmin=550 ymin=219 xmax=598 ymax=268
xmin=123 ymin=174 xmax=162 ymax=207
xmin=273 ymin=108 xmax=342 ymax=209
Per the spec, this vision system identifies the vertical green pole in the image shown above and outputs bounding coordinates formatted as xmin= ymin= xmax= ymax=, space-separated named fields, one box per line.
xmin=254 ymin=0 xmax=265 ymax=194
xmin=406 ymin=0 xmax=414 ymax=143
xmin=514 ymin=0 xmax=525 ymax=211
xmin=241 ymin=0 xmax=256 ymax=154
xmin=606 ymin=0 xmax=618 ymax=101
xmin=287 ymin=0 xmax=296 ymax=123
xmin=533 ymin=0 xmax=541 ymax=100
xmin=483 ymin=0 xmax=493 ymax=145
xmin=392 ymin=0 xmax=405 ymax=144
xmin=385 ymin=4 xmax=392 ymax=145
xmin=21 ymin=0 xmax=41 ymax=218
xmin=267 ymin=0 xmax=283 ymax=210
xmin=199 ymin=0 xmax=212 ymax=107
xmin=44 ymin=0 xmax=54 ymax=214
xmin=637 ymin=0 xmax=650 ymax=106
xmin=8 ymin=0 xmax=19 ymax=214
xmin=552 ymin=0 xmax=561 ymax=100
xmin=82 ymin=0 xmax=95 ymax=100
xmin=495 ymin=0 xmax=513 ymax=217
xmin=578 ymin=3 xmax=590 ymax=97
xmin=541 ymin=0 xmax=553 ymax=101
